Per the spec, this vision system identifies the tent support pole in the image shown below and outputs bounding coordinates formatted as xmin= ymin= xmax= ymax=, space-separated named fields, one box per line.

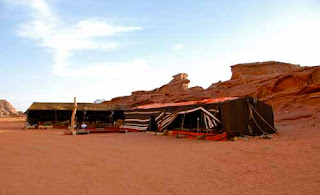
xmin=200 ymin=111 xmax=204 ymax=133
xmin=25 ymin=111 xmax=29 ymax=129
xmin=196 ymin=117 xmax=200 ymax=142
xmin=71 ymin=97 xmax=78 ymax=135
xmin=180 ymin=111 xmax=186 ymax=130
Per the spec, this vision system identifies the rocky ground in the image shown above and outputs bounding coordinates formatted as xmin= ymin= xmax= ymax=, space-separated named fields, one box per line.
xmin=0 ymin=117 xmax=319 ymax=195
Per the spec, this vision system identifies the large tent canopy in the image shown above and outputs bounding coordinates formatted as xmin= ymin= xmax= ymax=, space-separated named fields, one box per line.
xmin=123 ymin=97 xmax=235 ymax=131
xmin=25 ymin=97 xmax=276 ymax=136
xmin=26 ymin=102 xmax=126 ymax=127
xmin=124 ymin=96 xmax=276 ymax=137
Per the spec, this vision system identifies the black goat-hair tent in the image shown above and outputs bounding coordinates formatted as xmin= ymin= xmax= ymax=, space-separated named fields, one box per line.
xmin=25 ymin=97 xmax=276 ymax=136
xmin=123 ymin=103 xmax=221 ymax=131
xmin=220 ymin=96 xmax=276 ymax=137
xmin=123 ymin=96 xmax=276 ymax=137
xmin=26 ymin=102 xmax=125 ymax=127
xmin=124 ymin=101 xmax=220 ymax=131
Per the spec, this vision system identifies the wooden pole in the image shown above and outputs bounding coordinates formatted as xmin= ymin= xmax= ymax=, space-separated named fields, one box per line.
xmin=197 ymin=117 xmax=200 ymax=142
xmin=71 ymin=97 xmax=78 ymax=135
xmin=200 ymin=111 xmax=204 ymax=133
xmin=180 ymin=111 xmax=186 ymax=130
xmin=25 ymin=111 xmax=29 ymax=129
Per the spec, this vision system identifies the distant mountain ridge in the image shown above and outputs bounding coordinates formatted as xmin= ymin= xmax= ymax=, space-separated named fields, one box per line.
xmin=0 ymin=100 xmax=18 ymax=116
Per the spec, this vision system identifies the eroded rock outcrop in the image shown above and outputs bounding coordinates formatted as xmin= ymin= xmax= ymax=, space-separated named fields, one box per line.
xmin=104 ymin=73 xmax=209 ymax=107
xmin=0 ymin=100 xmax=18 ymax=116
xmin=103 ymin=61 xmax=320 ymax=125
xmin=206 ymin=61 xmax=320 ymax=124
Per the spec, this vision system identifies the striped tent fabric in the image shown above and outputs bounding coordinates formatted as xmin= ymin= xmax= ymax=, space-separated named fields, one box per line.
xmin=122 ymin=101 xmax=223 ymax=132
xmin=123 ymin=109 xmax=162 ymax=130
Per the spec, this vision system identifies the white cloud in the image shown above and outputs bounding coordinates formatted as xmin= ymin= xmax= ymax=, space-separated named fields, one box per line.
xmin=5 ymin=0 xmax=171 ymax=111
xmin=29 ymin=0 xmax=52 ymax=19
xmin=14 ymin=0 xmax=142 ymax=75
xmin=174 ymin=43 xmax=184 ymax=50
xmin=4 ymin=0 xmax=54 ymax=20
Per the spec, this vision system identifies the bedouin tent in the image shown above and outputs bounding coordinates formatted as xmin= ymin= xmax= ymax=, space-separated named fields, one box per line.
xmin=123 ymin=97 xmax=233 ymax=132
xmin=26 ymin=102 xmax=125 ymax=128
xmin=219 ymin=96 xmax=277 ymax=137
xmin=123 ymin=96 xmax=277 ymax=137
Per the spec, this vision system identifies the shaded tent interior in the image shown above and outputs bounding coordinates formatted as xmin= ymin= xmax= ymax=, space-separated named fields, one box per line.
xmin=26 ymin=103 xmax=125 ymax=128
xmin=124 ymin=96 xmax=276 ymax=137
xmin=165 ymin=110 xmax=220 ymax=131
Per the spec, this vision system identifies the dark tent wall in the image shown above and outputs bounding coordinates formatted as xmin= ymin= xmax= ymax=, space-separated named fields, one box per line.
xmin=27 ymin=110 xmax=114 ymax=126
xmin=27 ymin=105 xmax=125 ymax=128
xmin=219 ymin=96 xmax=276 ymax=137
xmin=27 ymin=110 xmax=72 ymax=125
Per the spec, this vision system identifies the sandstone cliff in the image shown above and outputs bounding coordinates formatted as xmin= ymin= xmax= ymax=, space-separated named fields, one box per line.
xmin=0 ymin=100 xmax=18 ymax=117
xmin=207 ymin=61 xmax=320 ymax=123
xmin=104 ymin=73 xmax=209 ymax=107
xmin=103 ymin=61 xmax=320 ymax=125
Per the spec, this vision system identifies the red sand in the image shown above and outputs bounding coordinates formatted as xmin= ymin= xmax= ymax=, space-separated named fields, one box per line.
xmin=0 ymin=119 xmax=319 ymax=194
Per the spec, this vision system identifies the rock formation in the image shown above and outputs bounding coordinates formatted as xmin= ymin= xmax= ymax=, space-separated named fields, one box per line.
xmin=206 ymin=61 xmax=320 ymax=123
xmin=103 ymin=61 xmax=320 ymax=125
xmin=104 ymin=73 xmax=209 ymax=107
xmin=0 ymin=100 xmax=18 ymax=116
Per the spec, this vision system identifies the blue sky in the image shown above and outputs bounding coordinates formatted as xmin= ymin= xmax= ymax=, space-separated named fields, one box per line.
xmin=1 ymin=0 xmax=320 ymax=111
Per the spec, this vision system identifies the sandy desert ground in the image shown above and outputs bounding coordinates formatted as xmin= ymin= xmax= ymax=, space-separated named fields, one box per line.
xmin=0 ymin=117 xmax=319 ymax=195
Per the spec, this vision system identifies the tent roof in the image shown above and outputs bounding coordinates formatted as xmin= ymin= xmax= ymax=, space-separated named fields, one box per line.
xmin=27 ymin=102 xmax=125 ymax=111
xmin=27 ymin=97 xmax=238 ymax=112
xmin=136 ymin=97 xmax=238 ymax=109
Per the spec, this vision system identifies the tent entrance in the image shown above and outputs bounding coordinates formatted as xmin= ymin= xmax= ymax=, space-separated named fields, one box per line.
xmin=163 ymin=109 xmax=220 ymax=132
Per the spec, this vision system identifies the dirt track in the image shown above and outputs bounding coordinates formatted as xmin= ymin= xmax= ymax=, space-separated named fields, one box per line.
xmin=0 ymin=119 xmax=319 ymax=195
